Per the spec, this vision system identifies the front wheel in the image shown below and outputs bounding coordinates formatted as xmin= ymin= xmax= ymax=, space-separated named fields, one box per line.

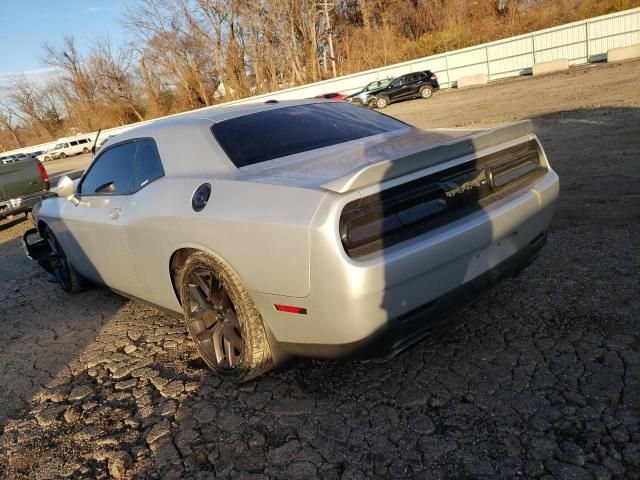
xmin=374 ymin=96 xmax=389 ymax=109
xmin=59 ymin=152 xmax=67 ymax=159
xmin=180 ymin=252 xmax=273 ymax=382
xmin=420 ymin=86 xmax=434 ymax=99
xmin=82 ymin=147 xmax=89 ymax=153
xmin=44 ymin=227 xmax=86 ymax=293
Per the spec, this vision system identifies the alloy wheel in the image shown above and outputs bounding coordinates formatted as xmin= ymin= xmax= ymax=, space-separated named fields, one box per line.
xmin=185 ymin=268 xmax=243 ymax=370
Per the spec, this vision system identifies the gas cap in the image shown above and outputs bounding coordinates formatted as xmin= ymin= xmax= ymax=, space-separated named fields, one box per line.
xmin=192 ymin=183 xmax=211 ymax=212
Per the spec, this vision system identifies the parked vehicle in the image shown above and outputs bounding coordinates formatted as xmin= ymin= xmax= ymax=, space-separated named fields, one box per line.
xmin=1 ymin=157 xmax=49 ymax=219
xmin=314 ymin=92 xmax=348 ymax=100
xmin=24 ymin=100 xmax=558 ymax=381
xmin=345 ymin=78 xmax=393 ymax=105
xmin=37 ymin=136 xmax=93 ymax=162
xmin=368 ymin=71 xmax=439 ymax=108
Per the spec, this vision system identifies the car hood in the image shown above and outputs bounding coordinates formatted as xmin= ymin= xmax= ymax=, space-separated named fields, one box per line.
xmin=236 ymin=126 xmax=485 ymax=190
xmin=346 ymin=90 xmax=364 ymax=99
xmin=348 ymin=86 xmax=387 ymax=99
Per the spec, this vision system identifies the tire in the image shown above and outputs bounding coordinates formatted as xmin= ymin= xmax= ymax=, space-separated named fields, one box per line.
xmin=420 ymin=85 xmax=434 ymax=99
xmin=59 ymin=152 xmax=67 ymax=159
xmin=179 ymin=252 xmax=273 ymax=382
xmin=44 ymin=227 xmax=86 ymax=293
xmin=43 ymin=156 xmax=50 ymax=162
xmin=374 ymin=96 xmax=389 ymax=109
xmin=82 ymin=147 xmax=89 ymax=154
xmin=351 ymin=98 xmax=364 ymax=106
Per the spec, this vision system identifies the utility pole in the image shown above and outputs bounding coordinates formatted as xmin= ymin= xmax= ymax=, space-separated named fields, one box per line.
xmin=318 ymin=1 xmax=337 ymax=78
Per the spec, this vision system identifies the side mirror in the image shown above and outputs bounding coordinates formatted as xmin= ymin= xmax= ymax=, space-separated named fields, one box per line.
xmin=56 ymin=175 xmax=80 ymax=206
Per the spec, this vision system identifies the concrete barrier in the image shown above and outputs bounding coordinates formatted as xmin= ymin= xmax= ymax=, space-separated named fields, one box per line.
xmin=532 ymin=58 xmax=569 ymax=76
xmin=607 ymin=44 xmax=640 ymax=62
xmin=456 ymin=74 xmax=489 ymax=88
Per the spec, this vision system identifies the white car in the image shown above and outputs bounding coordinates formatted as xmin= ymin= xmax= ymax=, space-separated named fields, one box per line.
xmin=37 ymin=136 xmax=93 ymax=162
xmin=24 ymin=100 xmax=559 ymax=381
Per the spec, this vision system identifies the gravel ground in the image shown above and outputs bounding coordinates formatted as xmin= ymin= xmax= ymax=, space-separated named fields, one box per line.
xmin=0 ymin=60 xmax=639 ymax=480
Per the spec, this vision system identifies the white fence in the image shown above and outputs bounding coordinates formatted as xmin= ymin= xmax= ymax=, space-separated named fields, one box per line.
xmin=4 ymin=7 xmax=639 ymax=156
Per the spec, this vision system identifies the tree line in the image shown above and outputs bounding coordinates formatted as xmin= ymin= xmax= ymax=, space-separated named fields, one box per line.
xmin=0 ymin=0 xmax=636 ymax=151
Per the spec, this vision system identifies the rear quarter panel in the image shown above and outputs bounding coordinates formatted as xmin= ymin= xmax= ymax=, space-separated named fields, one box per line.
xmin=123 ymin=177 xmax=325 ymax=312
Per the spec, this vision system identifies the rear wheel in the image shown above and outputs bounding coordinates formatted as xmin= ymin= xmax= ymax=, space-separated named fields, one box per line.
xmin=43 ymin=156 xmax=50 ymax=162
xmin=82 ymin=147 xmax=89 ymax=153
xmin=44 ymin=227 xmax=86 ymax=293
xmin=180 ymin=252 xmax=273 ymax=382
xmin=420 ymin=85 xmax=434 ymax=99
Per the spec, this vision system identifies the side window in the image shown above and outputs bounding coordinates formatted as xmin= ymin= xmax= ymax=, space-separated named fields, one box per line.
xmin=70 ymin=141 xmax=78 ymax=146
xmin=78 ymin=139 xmax=88 ymax=144
xmin=64 ymin=143 xmax=70 ymax=148
xmin=79 ymin=142 xmax=136 ymax=195
xmin=391 ymin=78 xmax=404 ymax=88
xmin=134 ymin=140 xmax=164 ymax=191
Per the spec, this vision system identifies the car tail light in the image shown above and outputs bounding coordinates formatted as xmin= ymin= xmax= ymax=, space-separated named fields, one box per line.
xmin=274 ymin=304 xmax=308 ymax=315
xmin=37 ymin=162 xmax=50 ymax=189
xmin=339 ymin=140 xmax=544 ymax=258
xmin=430 ymin=74 xmax=437 ymax=80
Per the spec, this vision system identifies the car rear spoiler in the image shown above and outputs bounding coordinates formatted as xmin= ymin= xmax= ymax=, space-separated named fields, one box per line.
xmin=321 ymin=120 xmax=535 ymax=194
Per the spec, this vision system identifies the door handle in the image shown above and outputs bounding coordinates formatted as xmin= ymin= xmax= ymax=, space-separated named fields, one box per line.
xmin=109 ymin=208 xmax=123 ymax=220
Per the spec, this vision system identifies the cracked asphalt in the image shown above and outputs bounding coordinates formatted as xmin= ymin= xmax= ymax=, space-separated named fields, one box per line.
xmin=1 ymin=60 xmax=639 ymax=479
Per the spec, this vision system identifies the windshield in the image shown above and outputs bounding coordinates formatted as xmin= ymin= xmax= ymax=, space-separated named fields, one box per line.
xmin=211 ymin=102 xmax=407 ymax=168
xmin=365 ymin=79 xmax=392 ymax=91
xmin=53 ymin=143 xmax=64 ymax=149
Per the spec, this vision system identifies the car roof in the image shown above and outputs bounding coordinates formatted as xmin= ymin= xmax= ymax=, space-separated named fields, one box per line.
xmin=163 ymin=98 xmax=331 ymax=126
xmin=92 ymin=99 xmax=346 ymax=178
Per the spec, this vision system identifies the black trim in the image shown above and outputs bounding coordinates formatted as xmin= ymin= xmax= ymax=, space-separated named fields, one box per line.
xmin=278 ymin=231 xmax=547 ymax=360
xmin=340 ymin=140 xmax=544 ymax=258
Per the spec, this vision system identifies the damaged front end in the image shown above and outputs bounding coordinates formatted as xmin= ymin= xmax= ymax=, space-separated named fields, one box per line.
xmin=22 ymin=228 xmax=56 ymax=275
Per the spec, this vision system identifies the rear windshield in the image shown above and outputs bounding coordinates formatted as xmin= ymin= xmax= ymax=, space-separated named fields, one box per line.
xmin=211 ymin=102 xmax=407 ymax=168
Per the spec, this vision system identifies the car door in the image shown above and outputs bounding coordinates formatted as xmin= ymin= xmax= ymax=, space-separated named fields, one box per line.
xmin=407 ymin=73 xmax=426 ymax=96
xmin=385 ymin=77 xmax=407 ymax=101
xmin=392 ymin=75 xmax=416 ymax=100
xmin=59 ymin=140 xmax=145 ymax=297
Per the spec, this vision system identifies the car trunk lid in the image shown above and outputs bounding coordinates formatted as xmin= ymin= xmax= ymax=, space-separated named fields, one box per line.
xmin=236 ymin=125 xmax=488 ymax=190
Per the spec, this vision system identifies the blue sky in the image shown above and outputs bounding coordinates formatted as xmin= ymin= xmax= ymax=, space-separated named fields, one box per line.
xmin=0 ymin=0 xmax=136 ymax=79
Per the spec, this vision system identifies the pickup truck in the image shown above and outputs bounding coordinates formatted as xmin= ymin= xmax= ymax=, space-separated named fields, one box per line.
xmin=0 ymin=158 xmax=50 ymax=220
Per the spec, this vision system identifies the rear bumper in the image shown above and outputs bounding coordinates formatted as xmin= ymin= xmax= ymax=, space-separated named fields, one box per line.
xmin=252 ymin=167 xmax=559 ymax=359
xmin=279 ymin=231 xmax=545 ymax=360
xmin=0 ymin=191 xmax=44 ymax=219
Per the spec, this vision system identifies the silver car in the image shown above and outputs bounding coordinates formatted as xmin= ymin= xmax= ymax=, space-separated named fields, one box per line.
xmin=24 ymin=100 xmax=559 ymax=381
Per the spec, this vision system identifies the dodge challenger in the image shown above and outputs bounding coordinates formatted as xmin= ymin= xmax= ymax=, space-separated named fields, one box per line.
xmin=23 ymin=100 xmax=559 ymax=381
